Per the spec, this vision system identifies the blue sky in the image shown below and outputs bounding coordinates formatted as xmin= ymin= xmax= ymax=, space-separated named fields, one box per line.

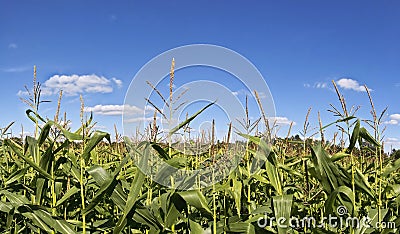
xmin=1 ymin=1 xmax=399 ymax=151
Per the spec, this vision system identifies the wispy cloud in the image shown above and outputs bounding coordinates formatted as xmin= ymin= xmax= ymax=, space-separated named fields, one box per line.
xmin=315 ymin=82 xmax=327 ymax=89
xmin=384 ymin=114 xmax=400 ymax=125
xmin=112 ymin=77 xmax=123 ymax=88
xmin=257 ymin=91 xmax=267 ymax=99
xmin=336 ymin=78 xmax=371 ymax=92
xmin=268 ymin=116 xmax=296 ymax=126
xmin=231 ymin=89 xmax=263 ymax=97
xmin=304 ymin=82 xmax=328 ymax=89
xmin=17 ymin=74 xmax=121 ymax=96
xmin=1 ymin=66 xmax=31 ymax=73
xmin=8 ymin=43 xmax=17 ymax=49
xmin=16 ymin=90 xmax=29 ymax=97
xmin=232 ymin=89 xmax=249 ymax=96
xmin=385 ymin=137 xmax=400 ymax=148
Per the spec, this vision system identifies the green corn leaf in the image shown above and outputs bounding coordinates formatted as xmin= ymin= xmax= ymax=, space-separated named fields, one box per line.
xmin=34 ymin=144 xmax=55 ymax=205
xmin=82 ymin=131 xmax=111 ymax=164
xmin=354 ymin=168 xmax=375 ymax=199
xmin=0 ymin=201 xmax=13 ymax=213
xmin=364 ymin=208 xmax=389 ymax=232
xmin=321 ymin=116 xmax=356 ymax=130
xmin=273 ymin=195 xmax=293 ymax=234
xmin=87 ymin=165 xmax=127 ymax=210
xmin=347 ymin=119 xmax=360 ymax=154
xmin=56 ymin=186 xmax=80 ymax=207
xmin=35 ymin=178 xmax=47 ymax=206
xmin=114 ymin=169 xmax=145 ymax=233
xmin=331 ymin=152 xmax=349 ymax=162
xmin=382 ymin=157 xmax=400 ymax=177
xmin=169 ymin=101 xmax=214 ymax=136
xmin=39 ymin=143 xmax=54 ymax=170
xmin=132 ymin=207 xmax=162 ymax=231
xmin=165 ymin=192 xmax=186 ymax=228
xmin=359 ymin=127 xmax=380 ymax=147
xmin=310 ymin=143 xmax=342 ymax=194
xmin=75 ymin=111 xmax=93 ymax=135
xmin=47 ymin=120 xmax=82 ymax=141
xmin=20 ymin=210 xmax=53 ymax=233
xmin=264 ymin=152 xmax=282 ymax=195
xmin=177 ymin=190 xmax=212 ymax=217
xmin=34 ymin=209 xmax=76 ymax=234
xmin=189 ymin=219 xmax=204 ymax=233
xmin=26 ymin=109 xmax=46 ymax=124
xmin=154 ymin=157 xmax=188 ymax=184
xmin=226 ymin=222 xmax=255 ymax=234
xmin=25 ymin=136 xmax=39 ymax=163
xmin=84 ymin=156 xmax=129 ymax=214
xmin=325 ymin=185 xmax=355 ymax=215
xmin=0 ymin=190 xmax=30 ymax=207
xmin=5 ymin=167 xmax=29 ymax=185
xmin=238 ymin=133 xmax=280 ymax=194
xmin=151 ymin=143 xmax=170 ymax=160
xmin=385 ymin=184 xmax=400 ymax=197
xmin=38 ymin=122 xmax=51 ymax=146
xmin=231 ymin=178 xmax=242 ymax=217
xmin=5 ymin=139 xmax=53 ymax=180
xmin=114 ymin=142 xmax=149 ymax=233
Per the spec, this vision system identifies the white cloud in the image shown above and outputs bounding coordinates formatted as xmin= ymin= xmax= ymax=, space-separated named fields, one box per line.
xmin=386 ymin=137 xmax=399 ymax=143
xmin=336 ymin=78 xmax=371 ymax=92
xmin=8 ymin=43 xmax=17 ymax=49
xmin=17 ymin=90 xmax=29 ymax=96
xmin=85 ymin=104 xmax=140 ymax=116
xmin=385 ymin=137 xmax=400 ymax=149
xmin=268 ymin=116 xmax=296 ymax=126
xmin=385 ymin=119 xmax=399 ymax=125
xmin=17 ymin=74 xmax=120 ymax=96
xmin=384 ymin=114 xmax=400 ymax=125
xmin=84 ymin=104 xmax=155 ymax=116
xmin=112 ymin=77 xmax=123 ymax=88
xmin=390 ymin=114 xmax=400 ymax=120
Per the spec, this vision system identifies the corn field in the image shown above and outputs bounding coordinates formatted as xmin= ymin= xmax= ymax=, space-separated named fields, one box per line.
xmin=0 ymin=65 xmax=399 ymax=234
